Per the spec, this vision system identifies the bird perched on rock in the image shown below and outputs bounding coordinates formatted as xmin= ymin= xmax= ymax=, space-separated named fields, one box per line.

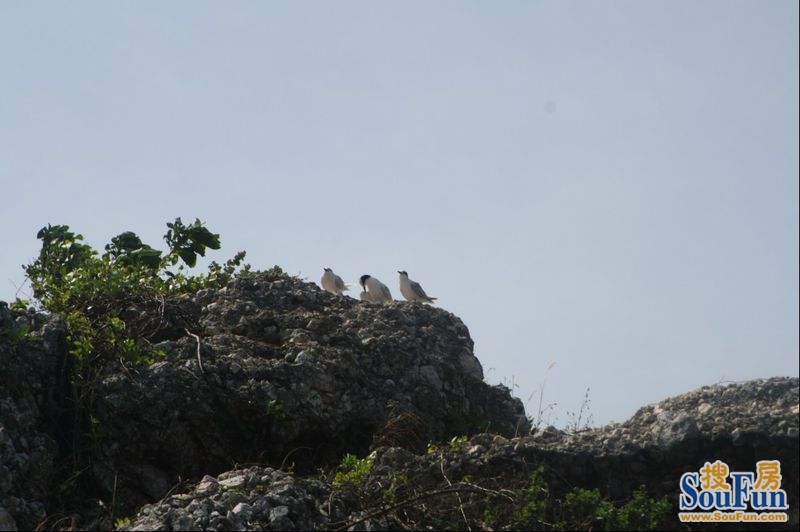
xmin=359 ymin=290 xmax=376 ymax=302
xmin=398 ymin=271 xmax=437 ymax=303
xmin=359 ymin=274 xmax=393 ymax=303
xmin=321 ymin=268 xmax=349 ymax=295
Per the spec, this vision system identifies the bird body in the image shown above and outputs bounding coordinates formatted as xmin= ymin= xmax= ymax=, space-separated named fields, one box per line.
xmin=321 ymin=268 xmax=348 ymax=295
xmin=359 ymin=274 xmax=393 ymax=303
xmin=398 ymin=271 xmax=436 ymax=303
xmin=359 ymin=290 xmax=376 ymax=302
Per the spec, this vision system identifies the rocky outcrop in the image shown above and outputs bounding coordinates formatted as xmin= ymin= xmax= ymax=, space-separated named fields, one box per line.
xmin=122 ymin=378 xmax=799 ymax=531
xmin=88 ymin=272 xmax=527 ymax=514
xmin=0 ymin=271 xmax=527 ymax=528
xmin=525 ymin=377 xmax=799 ymax=496
xmin=1 ymin=271 xmax=797 ymax=530
xmin=121 ymin=467 xmax=340 ymax=531
xmin=0 ymin=304 xmax=66 ymax=531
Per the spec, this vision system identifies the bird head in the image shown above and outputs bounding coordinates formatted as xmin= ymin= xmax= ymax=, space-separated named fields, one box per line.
xmin=359 ymin=274 xmax=370 ymax=288
xmin=324 ymin=267 xmax=331 ymax=272
xmin=398 ymin=270 xmax=408 ymax=277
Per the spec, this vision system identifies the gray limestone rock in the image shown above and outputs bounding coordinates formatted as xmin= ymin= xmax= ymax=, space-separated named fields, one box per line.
xmin=2 ymin=273 xmax=797 ymax=530
xmin=122 ymin=378 xmax=799 ymax=531
xmin=84 ymin=272 xmax=527 ymax=514
xmin=0 ymin=303 xmax=63 ymax=530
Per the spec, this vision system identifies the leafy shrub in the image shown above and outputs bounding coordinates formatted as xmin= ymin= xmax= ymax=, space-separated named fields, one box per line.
xmin=482 ymin=469 xmax=671 ymax=531
xmin=0 ymin=323 xmax=31 ymax=346
xmin=9 ymin=298 xmax=30 ymax=312
xmin=333 ymin=451 xmax=376 ymax=486
xmin=608 ymin=488 xmax=672 ymax=531
xmin=560 ymin=488 xmax=615 ymax=530
xmin=447 ymin=435 xmax=469 ymax=452
xmin=21 ymin=218 xmax=250 ymax=481
xmin=508 ymin=467 xmax=549 ymax=529
xmin=384 ymin=471 xmax=410 ymax=503
xmin=558 ymin=486 xmax=671 ymax=530
xmin=24 ymin=218 xmax=248 ymax=368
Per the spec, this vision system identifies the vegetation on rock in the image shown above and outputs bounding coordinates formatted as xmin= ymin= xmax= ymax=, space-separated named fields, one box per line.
xmin=25 ymin=219 xmax=248 ymax=365
xmin=19 ymin=218 xmax=249 ymax=522
xmin=0 ymin=221 xmax=795 ymax=531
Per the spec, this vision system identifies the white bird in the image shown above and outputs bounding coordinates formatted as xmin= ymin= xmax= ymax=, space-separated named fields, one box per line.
xmin=321 ymin=268 xmax=349 ymax=295
xmin=359 ymin=274 xmax=393 ymax=303
xmin=398 ymin=270 xmax=437 ymax=303
xmin=359 ymin=290 xmax=376 ymax=302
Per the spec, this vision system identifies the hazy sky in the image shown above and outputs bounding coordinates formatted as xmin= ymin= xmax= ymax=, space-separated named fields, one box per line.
xmin=1 ymin=1 xmax=797 ymax=426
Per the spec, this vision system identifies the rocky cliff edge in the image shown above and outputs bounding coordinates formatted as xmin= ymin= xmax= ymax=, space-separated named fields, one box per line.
xmin=0 ymin=271 xmax=797 ymax=530
xmin=0 ymin=270 xmax=527 ymax=529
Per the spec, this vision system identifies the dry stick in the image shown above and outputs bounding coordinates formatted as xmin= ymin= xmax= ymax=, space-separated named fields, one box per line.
xmin=145 ymin=293 xmax=167 ymax=341
xmin=327 ymin=489 xmax=335 ymax=525
xmin=440 ymin=460 xmax=471 ymax=532
xmin=459 ymin=480 xmax=516 ymax=501
xmin=36 ymin=515 xmax=74 ymax=532
xmin=154 ymin=478 xmax=187 ymax=507
xmin=110 ymin=472 xmax=118 ymax=525
xmin=279 ymin=446 xmax=314 ymax=471
xmin=333 ymin=484 xmax=512 ymax=531
xmin=185 ymin=329 xmax=205 ymax=374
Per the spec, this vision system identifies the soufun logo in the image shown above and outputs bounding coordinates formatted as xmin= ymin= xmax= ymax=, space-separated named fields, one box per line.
xmin=678 ymin=460 xmax=789 ymax=524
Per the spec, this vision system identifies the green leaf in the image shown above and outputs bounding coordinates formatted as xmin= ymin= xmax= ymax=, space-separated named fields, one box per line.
xmin=178 ymin=249 xmax=197 ymax=267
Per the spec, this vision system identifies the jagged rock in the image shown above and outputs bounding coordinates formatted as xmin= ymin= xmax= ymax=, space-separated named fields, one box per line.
xmin=84 ymin=272 xmax=528 ymax=514
xmin=120 ymin=467 xmax=342 ymax=531
xmin=123 ymin=377 xmax=799 ymax=531
xmin=0 ymin=303 xmax=65 ymax=531
xmin=2 ymin=272 xmax=797 ymax=530
xmin=519 ymin=377 xmax=799 ymax=509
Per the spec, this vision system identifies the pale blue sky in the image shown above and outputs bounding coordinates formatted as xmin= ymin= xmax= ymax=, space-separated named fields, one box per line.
xmin=1 ymin=1 xmax=798 ymax=426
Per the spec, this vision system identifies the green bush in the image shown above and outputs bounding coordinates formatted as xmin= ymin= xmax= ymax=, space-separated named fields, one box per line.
xmin=560 ymin=488 xmax=615 ymax=530
xmin=558 ymin=486 xmax=671 ymax=531
xmin=447 ymin=435 xmax=469 ymax=452
xmin=9 ymin=298 xmax=30 ymax=312
xmin=609 ymin=488 xmax=672 ymax=531
xmin=0 ymin=323 xmax=31 ymax=346
xmin=21 ymin=218 xmax=250 ymax=479
xmin=333 ymin=451 xmax=376 ymax=486
xmin=24 ymin=218 xmax=248 ymax=369
xmin=508 ymin=467 xmax=548 ymax=529
xmin=483 ymin=469 xmax=671 ymax=531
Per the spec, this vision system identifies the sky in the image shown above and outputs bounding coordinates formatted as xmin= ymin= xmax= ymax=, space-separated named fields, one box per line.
xmin=1 ymin=1 xmax=797 ymax=427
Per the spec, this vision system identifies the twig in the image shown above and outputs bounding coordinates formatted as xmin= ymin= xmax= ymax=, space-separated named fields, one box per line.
xmin=11 ymin=276 xmax=31 ymax=300
xmin=36 ymin=514 xmax=75 ymax=532
xmin=179 ymin=365 xmax=203 ymax=382
xmin=458 ymin=480 xmax=515 ymax=502
xmin=327 ymin=488 xmax=334 ymax=524
xmin=440 ymin=459 xmax=471 ymax=531
xmin=184 ymin=329 xmax=205 ymax=374
xmin=279 ymin=446 xmax=313 ymax=471
xmin=156 ymin=477 xmax=186 ymax=506
xmin=110 ymin=472 xmax=118 ymax=524
xmin=332 ymin=484 xmax=511 ymax=531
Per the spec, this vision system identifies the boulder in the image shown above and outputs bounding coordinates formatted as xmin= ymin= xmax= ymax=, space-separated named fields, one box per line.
xmin=2 ymin=271 xmax=796 ymax=530
xmin=123 ymin=377 xmax=799 ymax=531
xmin=86 ymin=272 xmax=528 ymax=513
xmin=0 ymin=303 xmax=65 ymax=531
